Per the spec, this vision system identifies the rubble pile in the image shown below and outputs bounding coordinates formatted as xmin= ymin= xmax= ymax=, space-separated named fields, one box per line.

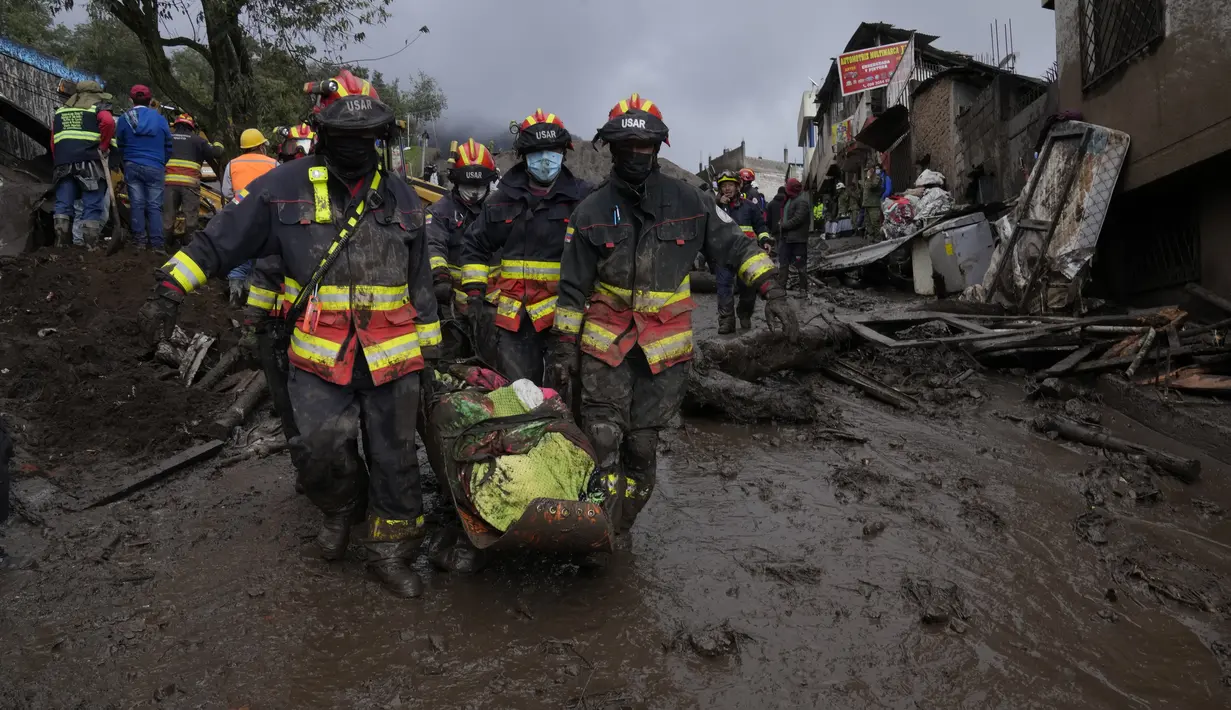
xmin=0 ymin=251 xmax=233 ymax=476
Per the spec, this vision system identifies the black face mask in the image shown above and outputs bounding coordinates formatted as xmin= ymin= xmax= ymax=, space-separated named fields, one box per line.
xmin=612 ymin=149 xmax=657 ymax=185
xmin=320 ymin=134 xmax=379 ymax=181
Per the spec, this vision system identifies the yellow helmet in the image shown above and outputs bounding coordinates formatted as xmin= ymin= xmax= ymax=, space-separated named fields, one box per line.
xmin=239 ymin=128 xmax=268 ymax=149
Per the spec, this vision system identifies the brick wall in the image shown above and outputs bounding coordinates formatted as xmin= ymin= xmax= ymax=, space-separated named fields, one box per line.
xmin=910 ymin=77 xmax=957 ymax=187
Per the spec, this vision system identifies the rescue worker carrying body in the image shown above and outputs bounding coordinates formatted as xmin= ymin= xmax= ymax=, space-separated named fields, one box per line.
xmin=222 ymin=128 xmax=279 ymax=306
xmin=553 ymin=93 xmax=799 ymax=557
xmin=51 ymin=80 xmax=115 ymax=248
xmin=460 ymin=109 xmax=590 ymax=385
xmin=426 ymin=138 xmax=498 ymax=322
xmin=714 ymin=169 xmax=771 ymax=334
xmin=137 ymin=73 xmax=442 ymax=599
xmin=164 ymin=114 xmax=223 ymax=245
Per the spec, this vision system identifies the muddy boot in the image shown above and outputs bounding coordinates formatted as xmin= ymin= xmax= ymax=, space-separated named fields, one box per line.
xmin=53 ymin=216 xmax=71 ymax=247
xmin=738 ymin=315 xmax=753 ymax=331
xmin=427 ymin=530 xmax=487 ymax=574
xmin=80 ymin=220 xmax=102 ymax=251
xmin=717 ymin=311 xmax=736 ymax=335
xmin=363 ymin=516 xmax=425 ymax=598
xmin=315 ymin=507 xmax=354 ymax=561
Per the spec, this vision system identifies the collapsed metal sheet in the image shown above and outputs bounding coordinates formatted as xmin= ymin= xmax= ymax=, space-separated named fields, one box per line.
xmin=981 ymin=121 xmax=1131 ymax=312
xmin=816 ymin=233 xmax=916 ymax=274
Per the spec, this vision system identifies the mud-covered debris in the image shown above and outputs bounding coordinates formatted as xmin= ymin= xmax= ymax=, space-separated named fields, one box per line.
xmin=959 ymin=500 xmax=1006 ymax=532
xmin=1080 ymin=461 xmax=1161 ymax=507
xmin=1118 ymin=545 xmax=1230 ymax=615
xmin=901 ymin=577 xmax=971 ymax=630
xmin=1194 ymin=499 xmax=1225 ymax=518
xmin=762 ymin=563 xmax=824 ymax=585
xmin=1075 ymin=511 xmax=1114 ymax=545
xmin=1029 ymin=377 xmax=1093 ymax=401
xmin=862 ymin=521 xmax=886 ymax=538
xmin=666 ymin=621 xmax=752 ymax=659
xmin=1063 ymin=397 xmax=1102 ymax=424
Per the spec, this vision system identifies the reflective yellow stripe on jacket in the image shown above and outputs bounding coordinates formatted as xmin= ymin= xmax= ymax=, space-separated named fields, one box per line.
xmin=595 ymin=275 xmax=691 ymax=313
xmin=499 ymin=259 xmax=560 ymax=281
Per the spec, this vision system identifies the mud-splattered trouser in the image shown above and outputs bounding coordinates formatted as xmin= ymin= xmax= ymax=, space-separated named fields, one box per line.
xmin=495 ymin=316 xmax=551 ymax=385
xmin=256 ymin=330 xmax=298 ymax=441
xmin=863 ymin=207 xmax=883 ymax=239
xmin=580 ymin=348 xmax=689 ymax=534
xmin=163 ymin=184 xmax=200 ymax=239
xmin=778 ymin=241 xmax=808 ymax=292
xmin=715 ymin=266 xmax=757 ymax=320
xmin=286 ymin=361 xmax=424 ymax=541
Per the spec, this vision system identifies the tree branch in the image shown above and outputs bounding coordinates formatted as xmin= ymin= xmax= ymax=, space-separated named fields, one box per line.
xmin=161 ymin=35 xmax=211 ymax=57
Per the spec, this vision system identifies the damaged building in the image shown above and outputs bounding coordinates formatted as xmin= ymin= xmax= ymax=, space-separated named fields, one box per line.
xmin=1042 ymin=0 xmax=1231 ymax=301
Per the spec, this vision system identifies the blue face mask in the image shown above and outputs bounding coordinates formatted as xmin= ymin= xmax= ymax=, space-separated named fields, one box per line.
xmin=526 ymin=150 xmax=563 ymax=184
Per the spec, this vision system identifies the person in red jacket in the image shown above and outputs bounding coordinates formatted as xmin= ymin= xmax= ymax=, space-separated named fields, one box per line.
xmin=50 ymin=80 xmax=115 ymax=248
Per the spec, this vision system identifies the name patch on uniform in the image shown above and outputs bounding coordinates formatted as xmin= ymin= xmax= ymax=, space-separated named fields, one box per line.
xmin=621 ymin=118 xmax=646 ymax=129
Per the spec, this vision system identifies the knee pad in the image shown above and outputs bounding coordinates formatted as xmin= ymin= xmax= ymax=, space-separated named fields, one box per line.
xmin=585 ymin=420 xmax=624 ymax=470
xmin=623 ymin=429 xmax=659 ymax=482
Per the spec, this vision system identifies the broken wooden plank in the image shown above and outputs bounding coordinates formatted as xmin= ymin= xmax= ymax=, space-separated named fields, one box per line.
xmin=819 ymin=361 xmax=917 ymax=411
xmin=936 ymin=315 xmax=994 ymax=334
xmin=85 ymin=440 xmax=226 ymax=509
xmin=194 ymin=345 xmax=243 ymax=391
xmin=209 ymin=373 xmax=269 ymax=439
xmin=1032 ymin=415 xmax=1200 ymax=483
xmin=1042 ymin=344 xmax=1098 ymax=376
xmin=1185 ymin=283 xmax=1231 ymax=316
xmin=1071 ymin=344 xmax=1231 ymax=375
xmin=1125 ymin=328 xmax=1158 ymax=378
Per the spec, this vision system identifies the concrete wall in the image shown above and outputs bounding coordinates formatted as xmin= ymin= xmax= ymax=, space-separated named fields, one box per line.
xmin=1054 ymin=0 xmax=1231 ymax=191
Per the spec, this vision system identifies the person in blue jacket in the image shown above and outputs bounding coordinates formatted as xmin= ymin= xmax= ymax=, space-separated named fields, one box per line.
xmin=115 ymin=84 xmax=173 ymax=249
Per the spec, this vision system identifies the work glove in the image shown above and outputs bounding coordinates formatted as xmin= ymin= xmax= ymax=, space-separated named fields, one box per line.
xmin=238 ymin=324 xmax=260 ymax=367
xmin=763 ymin=285 xmax=800 ymax=343
xmin=465 ymin=293 xmax=490 ymax=345
xmin=138 ymin=284 xmax=183 ymax=346
xmin=548 ymin=336 xmax=579 ymax=391
xmin=433 ymin=279 xmax=453 ymax=306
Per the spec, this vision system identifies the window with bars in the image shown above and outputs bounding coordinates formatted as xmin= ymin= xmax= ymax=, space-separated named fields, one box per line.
xmin=1080 ymin=0 xmax=1166 ymax=90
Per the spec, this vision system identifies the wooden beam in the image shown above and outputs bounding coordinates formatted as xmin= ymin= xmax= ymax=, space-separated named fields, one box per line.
xmin=84 ymin=440 xmax=226 ymax=509
xmin=1042 ymin=344 xmax=1098 ymax=376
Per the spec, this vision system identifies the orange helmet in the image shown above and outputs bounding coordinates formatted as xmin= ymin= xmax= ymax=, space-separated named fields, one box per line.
xmin=595 ymin=92 xmax=669 ymax=146
xmin=304 ymin=69 xmax=380 ymax=111
xmin=288 ymin=122 xmax=315 ymax=140
xmin=172 ymin=113 xmax=196 ymax=130
xmin=738 ymin=168 xmax=755 ymax=183
xmin=449 ymin=138 xmax=497 ymax=184
xmin=514 ymin=109 xmax=571 ymax=154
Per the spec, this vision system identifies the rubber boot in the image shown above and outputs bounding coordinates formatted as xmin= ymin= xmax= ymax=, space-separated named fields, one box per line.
xmin=80 ymin=220 xmax=102 ymax=251
xmin=363 ymin=516 xmax=425 ymax=598
xmin=315 ymin=507 xmax=354 ymax=561
xmin=130 ymin=233 xmax=147 ymax=249
xmin=53 ymin=216 xmax=71 ymax=247
xmin=717 ymin=311 xmax=736 ymax=335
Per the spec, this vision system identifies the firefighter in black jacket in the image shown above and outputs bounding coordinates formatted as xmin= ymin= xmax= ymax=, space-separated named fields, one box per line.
xmin=460 ymin=110 xmax=590 ymax=384
xmin=715 ymin=170 xmax=771 ymax=333
xmin=552 ymin=93 xmax=799 ymax=557
xmin=426 ymin=138 xmax=498 ymax=320
xmin=138 ymin=78 xmax=441 ymax=598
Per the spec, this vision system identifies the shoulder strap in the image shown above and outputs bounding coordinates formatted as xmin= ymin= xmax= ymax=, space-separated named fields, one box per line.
xmin=283 ymin=170 xmax=385 ymax=327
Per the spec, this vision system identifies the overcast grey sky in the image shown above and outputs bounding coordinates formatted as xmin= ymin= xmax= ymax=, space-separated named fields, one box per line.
xmin=352 ymin=0 xmax=1056 ymax=172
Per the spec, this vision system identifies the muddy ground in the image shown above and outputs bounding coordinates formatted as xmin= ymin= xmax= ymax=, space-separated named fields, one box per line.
xmin=2 ymin=255 xmax=1231 ymax=709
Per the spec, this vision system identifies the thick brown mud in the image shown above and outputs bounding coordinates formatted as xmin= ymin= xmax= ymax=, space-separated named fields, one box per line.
xmin=3 ymin=290 xmax=1231 ymax=708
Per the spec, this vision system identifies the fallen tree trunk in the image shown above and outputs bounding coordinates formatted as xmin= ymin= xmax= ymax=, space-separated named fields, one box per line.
xmin=1032 ymin=414 xmax=1200 ymax=482
xmin=209 ymin=373 xmax=269 ymax=439
xmin=693 ymin=323 xmax=850 ymax=382
xmin=685 ymin=368 xmax=816 ymax=423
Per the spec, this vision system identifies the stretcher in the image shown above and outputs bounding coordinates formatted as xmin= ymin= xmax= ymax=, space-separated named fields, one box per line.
xmin=419 ymin=358 xmax=613 ymax=554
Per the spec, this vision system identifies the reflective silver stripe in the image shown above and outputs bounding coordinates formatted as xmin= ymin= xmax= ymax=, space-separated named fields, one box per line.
xmin=290 ymin=330 xmax=341 ymax=361
xmin=417 ymin=320 xmax=442 ymax=346
xmin=364 ymin=333 xmax=422 ymax=370
xmin=167 ymin=256 xmax=205 ymax=289
xmin=555 ymin=307 xmax=583 ymax=334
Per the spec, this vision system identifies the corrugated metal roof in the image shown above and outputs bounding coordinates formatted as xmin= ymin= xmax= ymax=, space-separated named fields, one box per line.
xmin=0 ymin=36 xmax=101 ymax=85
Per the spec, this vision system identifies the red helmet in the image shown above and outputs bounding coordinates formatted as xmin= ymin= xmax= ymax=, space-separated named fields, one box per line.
xmin=595 ymin=93 xmax=669 ymax=146
xmin=304 ymin=69 xmax=380 ymax=112
xmin=514 ymin=109 xmax=571 ymax=154
xmin=738 ymin=168 xmax=755 ymax=183
xmin=450 ymin=138 xmax=497 ymax=184
xmin=172 ymin=113 xmax=196 ymax=130
xmin=288 ymin=122 xmax=315 ymax=140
